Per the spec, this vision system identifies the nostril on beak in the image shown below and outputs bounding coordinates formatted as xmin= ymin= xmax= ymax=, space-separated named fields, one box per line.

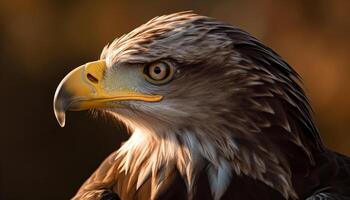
xmin=87 ymin=73 xmax=99 ymax=84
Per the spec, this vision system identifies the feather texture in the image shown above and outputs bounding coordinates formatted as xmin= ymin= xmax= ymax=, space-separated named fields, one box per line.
xmin=70 ymin=11 xmax=350 ymax=200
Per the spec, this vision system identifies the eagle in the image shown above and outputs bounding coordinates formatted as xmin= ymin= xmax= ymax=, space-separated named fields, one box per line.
xmin=53 ymin=12 xmax=350 ymax=200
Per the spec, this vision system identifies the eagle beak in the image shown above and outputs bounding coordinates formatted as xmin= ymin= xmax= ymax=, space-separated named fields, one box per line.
xmin=53 ymin=60 xmax=163 ymax=127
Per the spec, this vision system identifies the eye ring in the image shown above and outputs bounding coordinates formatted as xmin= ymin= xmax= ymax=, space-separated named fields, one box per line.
xmin=143 ymin=61 xmax=174 ymax=84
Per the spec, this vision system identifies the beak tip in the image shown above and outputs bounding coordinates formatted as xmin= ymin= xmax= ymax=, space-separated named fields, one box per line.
xmin=54 ymin=109 xmax=66 ymax=128
xmin=54 ymin=83 xmax=69 ymax=128
xmin=58 ymin=119 xmax=66 ymax=128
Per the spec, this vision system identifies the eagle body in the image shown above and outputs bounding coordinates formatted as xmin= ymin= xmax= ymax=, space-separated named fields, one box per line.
xmin=53 ymin=12 xmax=350 ymax=200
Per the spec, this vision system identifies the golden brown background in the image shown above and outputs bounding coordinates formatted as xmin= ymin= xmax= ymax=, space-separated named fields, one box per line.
xmin=0 ymin=0 xmax=349 ymax=199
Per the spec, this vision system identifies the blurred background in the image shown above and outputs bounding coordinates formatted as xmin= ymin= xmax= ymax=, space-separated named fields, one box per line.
xmin=0 ymin=0 xmax=349 ymax=199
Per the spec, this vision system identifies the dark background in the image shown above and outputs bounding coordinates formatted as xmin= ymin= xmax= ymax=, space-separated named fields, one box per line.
xmin=0 ymin=0 xmax=349 ymax=199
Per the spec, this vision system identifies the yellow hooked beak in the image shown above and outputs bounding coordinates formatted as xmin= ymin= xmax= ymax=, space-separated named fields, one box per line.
xmin=53 ymin=60 xmax=163 ymax=127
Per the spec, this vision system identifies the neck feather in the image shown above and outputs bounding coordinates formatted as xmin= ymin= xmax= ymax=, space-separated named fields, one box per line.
xmin=115 ymin=127 xmax=297 ymax=200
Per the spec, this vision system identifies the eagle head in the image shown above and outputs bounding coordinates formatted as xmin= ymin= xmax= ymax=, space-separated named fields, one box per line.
xmin=54 ymin=11 xmax=323 ymax=200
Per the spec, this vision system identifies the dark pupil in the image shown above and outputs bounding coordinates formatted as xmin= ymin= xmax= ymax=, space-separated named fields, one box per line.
xmin=154 ymin=66 xmax=162 ymax=74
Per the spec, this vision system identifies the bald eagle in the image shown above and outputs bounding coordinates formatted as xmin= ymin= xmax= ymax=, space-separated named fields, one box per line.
xmin=54 ymin=12 xmax=350 ymax=200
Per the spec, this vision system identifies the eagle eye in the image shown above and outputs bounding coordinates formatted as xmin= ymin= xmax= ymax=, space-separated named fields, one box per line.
xmin=144 ymin=61 xmax=174 ymax=84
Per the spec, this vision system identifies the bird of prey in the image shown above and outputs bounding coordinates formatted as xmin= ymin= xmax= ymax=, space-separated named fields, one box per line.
xmin=53 ymin=12 xmax=350 ymax=200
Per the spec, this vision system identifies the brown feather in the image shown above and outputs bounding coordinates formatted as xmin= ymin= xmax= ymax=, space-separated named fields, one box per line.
xmin=71 ymin=11 xmax=350 ymax=200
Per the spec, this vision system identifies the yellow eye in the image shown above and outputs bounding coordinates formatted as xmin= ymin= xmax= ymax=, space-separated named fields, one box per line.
xmin=144 ymin=61 xmax=174 ymax=84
